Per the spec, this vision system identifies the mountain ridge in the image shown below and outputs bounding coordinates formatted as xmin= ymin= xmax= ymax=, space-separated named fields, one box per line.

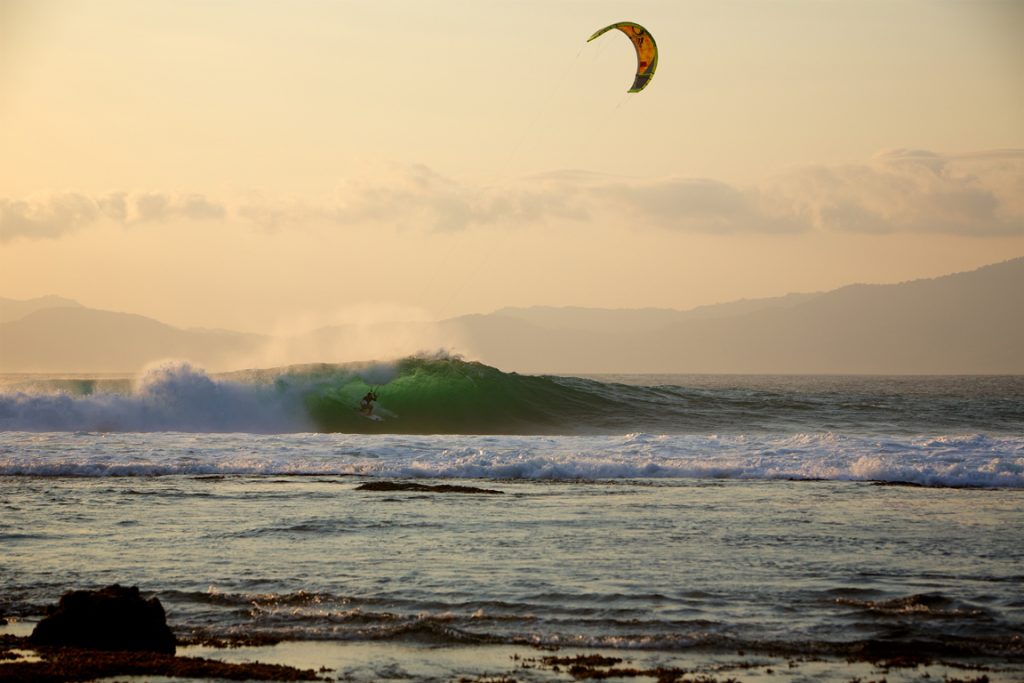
xmin=1 ymin=257 xmax=1021 ymax=374
xmin=0 ymin=295 xmax=83 ymax=325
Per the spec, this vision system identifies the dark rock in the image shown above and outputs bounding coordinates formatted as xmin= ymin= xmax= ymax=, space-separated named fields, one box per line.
xmin=355 ymin=481 xmax=504 ymax=494
xmin=30 ymin=585 xmax=176 ymax=654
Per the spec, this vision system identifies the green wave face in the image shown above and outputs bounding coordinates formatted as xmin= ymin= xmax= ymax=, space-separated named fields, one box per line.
xmin=301 ymin=357 xmax=588 ymax=434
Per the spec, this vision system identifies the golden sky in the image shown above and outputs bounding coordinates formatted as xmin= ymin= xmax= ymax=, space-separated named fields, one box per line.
xmin=2 ymin=0 xmax=1022 ymax=332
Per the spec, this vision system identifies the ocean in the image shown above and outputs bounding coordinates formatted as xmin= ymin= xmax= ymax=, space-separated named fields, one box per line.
xmin=1 ymin=356 xmax=1022 ymax=681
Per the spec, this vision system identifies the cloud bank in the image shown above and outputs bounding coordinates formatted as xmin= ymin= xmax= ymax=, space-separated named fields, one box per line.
xmin=765 ymin=149 xmax=1024 ymax=236
xmin=3 ymin=150 xmax=1022 ymax=242
xmin=0 ymin=192 xmax=226 ymax=242
xmin=318 ymin=149 xmax=1022 ymax=236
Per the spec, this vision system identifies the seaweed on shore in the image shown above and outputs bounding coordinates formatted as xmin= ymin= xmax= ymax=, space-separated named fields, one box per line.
xmin=0 ymin=635 xmax=323 ymax=682
xmin=543 ymin=654 xmax=624 ymax=667
xmin=515 ymin=652 xmax=740 ymax=683
xmin=355 ymin=481 xmax=504 ymax=494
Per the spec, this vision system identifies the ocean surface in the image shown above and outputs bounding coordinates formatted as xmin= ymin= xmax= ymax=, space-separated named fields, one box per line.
xmin=1 ymin=357 xmax=1022 ymax=680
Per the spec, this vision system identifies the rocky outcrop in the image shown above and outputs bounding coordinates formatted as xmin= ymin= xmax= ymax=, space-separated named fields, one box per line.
xmin=30 ymin=585 xmax=176 ymax=654
xmin=355 ymin=481 xmax=504 ymax=494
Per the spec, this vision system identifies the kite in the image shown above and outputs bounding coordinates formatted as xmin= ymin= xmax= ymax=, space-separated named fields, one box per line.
xmin=587 ymin=21 xmax=658 ymax=93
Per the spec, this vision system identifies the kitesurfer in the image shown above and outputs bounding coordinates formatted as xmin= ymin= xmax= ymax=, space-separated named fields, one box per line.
xmin=359 ymin=389 xmax=378 ymax=416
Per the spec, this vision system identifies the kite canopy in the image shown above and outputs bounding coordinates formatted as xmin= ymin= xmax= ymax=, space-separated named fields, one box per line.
xmin=587 ymin=21 xmax=658 ymax=93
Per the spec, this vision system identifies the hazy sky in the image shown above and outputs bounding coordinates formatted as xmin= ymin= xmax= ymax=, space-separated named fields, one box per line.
xmin=2 ymin=0 xmax=1022 ymax=332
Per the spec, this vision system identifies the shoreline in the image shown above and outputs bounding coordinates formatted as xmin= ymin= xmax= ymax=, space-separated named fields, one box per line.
xmin=2 ymin=619 xmax=1020 ymax=683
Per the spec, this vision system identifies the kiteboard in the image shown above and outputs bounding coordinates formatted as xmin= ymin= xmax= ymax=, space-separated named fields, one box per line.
xmin=357 ymin=410 xmax=384 ymax=422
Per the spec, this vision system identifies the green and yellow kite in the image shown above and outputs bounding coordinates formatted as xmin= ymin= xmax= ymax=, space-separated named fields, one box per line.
xmin=588 ymin=21 xmax=659 ymax=93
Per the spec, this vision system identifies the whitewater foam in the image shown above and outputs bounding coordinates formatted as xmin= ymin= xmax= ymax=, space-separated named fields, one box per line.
xmin=1 ymin=431 xmax=1021 ymax=487
xmin=0 ymin=362 xmax=314 ymax=433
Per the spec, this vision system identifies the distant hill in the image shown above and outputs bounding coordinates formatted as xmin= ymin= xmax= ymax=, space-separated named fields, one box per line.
xmin=0 ymin=307 xmax=265 ymax=373
xmin=637 ymin=256 xmax=1024 ymax=374
xmin=1 ymin=258 xmax=1021 ymax=374
xmin=0 ymin=295 xmax=82 ymax=325
xmin=493 ymin=293 xmax=821 ymax=334
xmin=442 ymin=257 xmax=1024 ymax=374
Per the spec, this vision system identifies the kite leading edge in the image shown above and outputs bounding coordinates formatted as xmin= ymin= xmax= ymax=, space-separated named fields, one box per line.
xmin=587 ymin=21 xmax=658 ymax=93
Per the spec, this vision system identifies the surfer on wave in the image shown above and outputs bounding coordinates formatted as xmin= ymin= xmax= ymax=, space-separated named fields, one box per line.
xmin=359 ymin=389 xmax=378 ymax=416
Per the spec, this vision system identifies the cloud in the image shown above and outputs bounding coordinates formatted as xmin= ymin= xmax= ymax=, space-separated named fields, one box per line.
xmin=329 ymin=164 xmax=587 ymax=232
xmin=235 ymin=164 xmax=590 ymax=233
xmin=575 ymin=175 xmax=803 ymax=234
xmin=0 ymin=192 xmax=227 ymax=242
xmin=241 ymin=150 xmax=1022 ymax=236
xmin=236 ymin=198 xmax=322 ymax=232
xmin=234 ymin=166 xmax=796 ymax=234
xmin=4 ymin=150 xmax=1022 ymax=241
xmin=126 ymin=192 xmax=226 ymax=223
xmin=768 ymin=149 xmax=1024 ymax=236
xmin=0 ymin=193 xmax=100 ymax=241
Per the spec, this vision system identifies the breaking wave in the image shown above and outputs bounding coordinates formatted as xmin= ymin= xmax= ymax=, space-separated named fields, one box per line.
xmin=2 ymin=357 xmax=1022 ymax=487
xmin=2 ymin=356 xmax=1022 ymax=436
